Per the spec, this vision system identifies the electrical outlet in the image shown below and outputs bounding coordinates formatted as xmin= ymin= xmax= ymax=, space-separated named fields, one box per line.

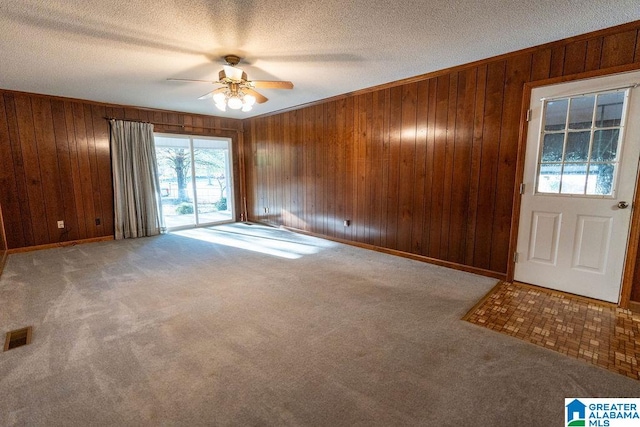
xmin=264 ymin=207 xmax=269 ymax=214
xmin=344 ymin=219 xmax=351 ymax=227
xmin=95 ymin=218 xmax=101 ymax=226
xmin=57 ymin=220 xmax=64 ymax=229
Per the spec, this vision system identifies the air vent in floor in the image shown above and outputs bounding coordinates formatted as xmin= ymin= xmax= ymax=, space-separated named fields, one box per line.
xmin=4 ymin=326 xmax=32 ymax=351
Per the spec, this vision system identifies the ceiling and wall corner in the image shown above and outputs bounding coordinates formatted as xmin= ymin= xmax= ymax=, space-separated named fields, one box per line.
xmin=0 ymin=0 xmax=639 ymax=119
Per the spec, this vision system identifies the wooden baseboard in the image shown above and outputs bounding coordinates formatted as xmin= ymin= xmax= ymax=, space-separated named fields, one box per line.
xmin=272 ymin=223 xmax=507 ymax=280
xmin=7 ymin=236 xmax=114 ymax=254
xmin=0 ymin=250 xmax=7 ymax=278
xmin=628 ymin=301 xmax=640 ymax=314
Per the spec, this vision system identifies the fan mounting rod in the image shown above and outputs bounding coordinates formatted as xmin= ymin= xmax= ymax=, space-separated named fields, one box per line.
xmin=224 ymin=55 xmax=241 ymax=67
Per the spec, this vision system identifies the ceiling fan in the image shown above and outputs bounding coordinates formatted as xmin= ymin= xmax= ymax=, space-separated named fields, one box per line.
xmin=168 ymin=55 xmax=294 ymax=112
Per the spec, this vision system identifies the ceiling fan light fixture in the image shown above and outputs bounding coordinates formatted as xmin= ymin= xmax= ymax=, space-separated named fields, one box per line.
xmin=227 ymin=96 xmax=243 ymax=110
xmin=223 ymin=65 xmax=244 ymax=81
xmin=213 ymin=92 xmax=226 ymax=103
xmin=175 ymin=55 xmax=292 ymax=114
xmin=243 ymin=94 xmax=256 ymax=106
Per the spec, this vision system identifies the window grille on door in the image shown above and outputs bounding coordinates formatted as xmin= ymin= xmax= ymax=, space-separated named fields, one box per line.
xmin=536 ymin=89 xmax=629 ymax=197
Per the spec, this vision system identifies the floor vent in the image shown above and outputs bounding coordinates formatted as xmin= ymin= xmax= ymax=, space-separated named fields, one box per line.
xmin=4 ymin=326 xmax=32 ymax=351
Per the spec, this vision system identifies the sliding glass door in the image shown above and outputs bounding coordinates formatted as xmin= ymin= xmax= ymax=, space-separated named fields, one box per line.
xmin=154 ymin=134 xmax=233 ymax=230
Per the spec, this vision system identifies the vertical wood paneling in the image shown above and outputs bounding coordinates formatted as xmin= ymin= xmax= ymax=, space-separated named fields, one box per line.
xmin=364 ymin=94 xmax=375 ymax=244
xmin=379 ymin=91 xmax=390 ymax=247
xmin=411 ymin=81 xmax=429 ymax=254
xmin=1 ymin=91 xmax=243 ymax=249
xmin=242 ymin=21 xmax=640 ymax=277
xmin=92 ymin=105 xmax=113 ymax=235
xmin=531 ymin=49 xmax=551 ymax=81
xmin=385 ymin=87 xmax=402 ymax=250
xmin=333 ymin=103 xmax=346 ymax=238
xmin=473 ymin=61 xmax=505 ymax=269
xmin=50 ymin=100 xmax=80 ymax=241
xmin=491 ymin=53 xmax=532 ymax=272
xmin=355 ymin=95 xmax=367 ymax=243
xmin=440 ymin=73 xmax=458 ymax=259
xmin=449 ymin=68 xmax=476 ymax=264
xmin=314 ymin=105 xmax=325 ymax=235
xmin=421 ymin=79 xmax=437 ymax=256
xmin=549 ymin=45 xmax=565 ymax=77
xmin=286 ymin=112 xmax=294 ymax=228
xmin=73 ymin=102 xmax=98 ymax=238
xmin=563 ymin=40 xmax=587 ymax=75
xmin=600 ymin=30 xmax=638 ymax=68
xmin=397 ymin=84 xmax=417 ymax=253
xmin=425 ymin=76 xmax=446 ymax=258
xmin=15 ymin=95 xmax=49 ymax=245
xmin=0 ymin=96 xmax=26 ymax=247
xmin=585 ymin=37 xmax=603 ymax=71
xmin=464 ymin=65 xmax=487 ymax=265
xmin=0 ymin=202 xmax=6 ymax=273
xmin=31 ymin=97 xmax=65 ymax=242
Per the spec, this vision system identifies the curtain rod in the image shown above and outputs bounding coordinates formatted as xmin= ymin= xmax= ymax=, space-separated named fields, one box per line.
xmin=103 ymin=117 xmax=242 ymax=133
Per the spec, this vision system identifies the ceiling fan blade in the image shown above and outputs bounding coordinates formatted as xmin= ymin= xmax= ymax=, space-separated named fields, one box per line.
xmin=250 ymin=80 xmax=294 ymax=89
xmin=167 ymin=78 xmax=220 ymax=84
xmin=244 ymin=88 xmax=268 ymax=104
xmin=198 ymin=87 xmax=226 ymax=100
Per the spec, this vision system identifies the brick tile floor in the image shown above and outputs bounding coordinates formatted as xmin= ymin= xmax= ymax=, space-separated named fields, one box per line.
xmin=464 ymin=281 xmax=640 ymax=380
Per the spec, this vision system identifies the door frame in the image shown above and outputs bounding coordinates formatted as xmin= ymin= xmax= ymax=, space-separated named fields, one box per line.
xmin=154 ymin=132 xmax=236 ymax=230
xmin=507 ymin=63 xmax=640 ymax=308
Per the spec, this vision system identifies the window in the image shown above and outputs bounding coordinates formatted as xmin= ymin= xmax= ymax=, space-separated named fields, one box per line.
xmin=154 ymin=134 xmax=233 ymax=229
xmin=536 ymin=89 xmax=629 ymax=196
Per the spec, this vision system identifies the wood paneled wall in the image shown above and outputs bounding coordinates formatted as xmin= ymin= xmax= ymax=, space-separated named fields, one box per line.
xmin=0 ymin=202 xmax=7 ymax=276
xmin=0 ymin=90 xmax=242 ymax=249
xmin=243 ymin=21 xmax=640 ymax=277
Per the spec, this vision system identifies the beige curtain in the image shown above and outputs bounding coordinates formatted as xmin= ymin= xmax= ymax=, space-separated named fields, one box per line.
xmin=110 ymin=120 xmax=164 ymax=239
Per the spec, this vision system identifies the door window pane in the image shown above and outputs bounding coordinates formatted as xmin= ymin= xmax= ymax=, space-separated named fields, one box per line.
xmin=544 ymin=99 xmax=568 ymax=131
xmin=565 ymin=131 xmax=590 ymax=162
xmin=537 ymin=163 xmax=562 ymax=193
xmin=586 ymin=164 xmax=615 ymax=196
xmin=536 ymin=89 xmax=628 ymax=197
xmin=560 ymin=163 xmax=587 ymax=194
xmin=596 ymin=92 xmax=624 ymax=128
xmin=592 ymin=129 xmax=620 ymax=162
xmin=541 ymin=134 xmax=564 ymax=162
xmin=568 ymin=95 xmax=595 ymax=130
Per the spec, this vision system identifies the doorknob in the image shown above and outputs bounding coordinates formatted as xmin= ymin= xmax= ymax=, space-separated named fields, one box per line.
xmin=618 ymin=201 xmax=630 ymax=209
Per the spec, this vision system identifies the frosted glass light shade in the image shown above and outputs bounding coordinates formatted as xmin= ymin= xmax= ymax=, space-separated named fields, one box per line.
xmin=227 ymin=96 xmax=243 ymax=109
xmin=213 ymin=92 xmax=225 ymax=103
xmin=244 ymin=94 xmax=256 ymax=106
xmin=223 ymin=65 xmax=244 ymax=81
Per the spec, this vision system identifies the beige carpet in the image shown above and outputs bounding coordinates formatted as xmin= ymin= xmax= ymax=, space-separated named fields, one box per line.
xmin=1 ymin=223 xmax=639 ymax=426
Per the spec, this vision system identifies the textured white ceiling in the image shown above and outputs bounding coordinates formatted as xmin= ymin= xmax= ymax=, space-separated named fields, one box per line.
xmin=0 ymin=0 xmax=638 ymax=119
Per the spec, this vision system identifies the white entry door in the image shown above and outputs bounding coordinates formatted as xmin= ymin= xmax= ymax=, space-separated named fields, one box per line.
xmin=515 ymin=71 xmax=640 ymax=303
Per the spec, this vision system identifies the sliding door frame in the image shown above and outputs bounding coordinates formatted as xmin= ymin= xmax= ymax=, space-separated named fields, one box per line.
xmin=155 ymin=132 xmax=235 ymax=230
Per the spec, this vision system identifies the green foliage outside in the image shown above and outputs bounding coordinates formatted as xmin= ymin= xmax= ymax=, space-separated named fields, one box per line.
xmin=175 ymin=202 xmax=194 ymax=215
xmin=215 ymin=197 xmax=227 ymax=211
